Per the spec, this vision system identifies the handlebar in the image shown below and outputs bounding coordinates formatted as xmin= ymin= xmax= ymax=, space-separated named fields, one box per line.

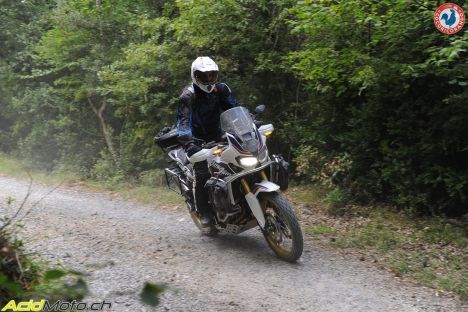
xmin=202 ymin=141 xmax=225 ymax=149
xmin=192 ymin=135 xmax=228 ymax=149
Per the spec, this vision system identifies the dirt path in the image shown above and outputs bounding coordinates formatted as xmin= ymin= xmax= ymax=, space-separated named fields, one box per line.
xmin=0 ymin=176 xmax=463 ymax=311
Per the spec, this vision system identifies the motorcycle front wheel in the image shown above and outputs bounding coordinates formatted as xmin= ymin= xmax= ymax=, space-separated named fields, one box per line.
xmin=260 ymin=192 xmax=303 ymax=262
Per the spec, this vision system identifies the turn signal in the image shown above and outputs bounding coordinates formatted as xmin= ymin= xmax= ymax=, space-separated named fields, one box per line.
xmin=212 ymin=148 xmax=223 ymax=156
xmin=264 ymin=130 xmax=273 ymax=137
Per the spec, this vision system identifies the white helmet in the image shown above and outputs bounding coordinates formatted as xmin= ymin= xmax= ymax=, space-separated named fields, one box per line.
xmin=191 ymin=56 xmax=219 ymax=93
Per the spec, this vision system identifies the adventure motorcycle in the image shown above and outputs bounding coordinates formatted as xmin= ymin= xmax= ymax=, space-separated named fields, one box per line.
xmin=155 ymin=105 xmax=303 ymax=262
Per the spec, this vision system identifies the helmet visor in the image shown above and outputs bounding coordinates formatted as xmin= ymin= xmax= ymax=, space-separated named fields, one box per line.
xmin=195 ymin=70 xmax=218 ymax=85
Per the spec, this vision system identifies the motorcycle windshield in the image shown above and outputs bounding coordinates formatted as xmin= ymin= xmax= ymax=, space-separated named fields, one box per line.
xmin=220 ymin=107 xmax=259 ymax=153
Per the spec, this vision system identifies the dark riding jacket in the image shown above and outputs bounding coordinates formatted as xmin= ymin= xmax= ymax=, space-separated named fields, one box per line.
xmin=176 ymin=83 xmax=239 ymax=144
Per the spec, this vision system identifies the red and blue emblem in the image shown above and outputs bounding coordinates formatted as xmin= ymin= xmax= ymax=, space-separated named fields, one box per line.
xmin=434 ymin=3 xmax=465 ymax=35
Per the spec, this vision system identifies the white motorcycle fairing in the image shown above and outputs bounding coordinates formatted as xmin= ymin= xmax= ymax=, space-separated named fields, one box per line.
xmin=187 ymin=146 xmax=217 ymax=164
xmin=245 ymin=180 xmax=280 ymax=229
xmin=245 ymin=192 xmax=265 ymax=228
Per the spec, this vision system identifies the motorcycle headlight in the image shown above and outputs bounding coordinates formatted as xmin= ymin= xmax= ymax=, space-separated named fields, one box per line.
xmin=239 ymin=157 xmax=259 ymax=167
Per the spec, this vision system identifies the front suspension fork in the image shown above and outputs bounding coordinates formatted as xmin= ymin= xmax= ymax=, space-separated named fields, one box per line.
xmin=240 ymin=171 xmax=270 ymax=222
xmin=240 ymin=170 xmax=269 ymax=193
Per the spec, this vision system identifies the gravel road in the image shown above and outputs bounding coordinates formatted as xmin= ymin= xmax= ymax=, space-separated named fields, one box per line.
xmin=0 ymin=176 xmax=463 ymax=312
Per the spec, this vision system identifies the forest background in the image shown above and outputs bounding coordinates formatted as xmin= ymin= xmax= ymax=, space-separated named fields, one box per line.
xmin=0 ymin=0 xmax=467 ymax=217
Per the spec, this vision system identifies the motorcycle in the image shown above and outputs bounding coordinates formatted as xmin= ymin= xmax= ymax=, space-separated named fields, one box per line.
xmin=155 ymin=105 xmax=303 ymax=262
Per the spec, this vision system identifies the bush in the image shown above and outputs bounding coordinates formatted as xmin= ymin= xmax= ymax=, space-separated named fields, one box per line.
xmin=91 ymin=151 xmax=126 ymax=184
xmin=288 ymin=0 xmax=468 ymax=216
xmin=0 ymin=229 xmax=87 ymax=304
xmin=138 ymin=169 xmax=165 ymax=187
xmin=295 ymin=145 xmax=352 ymax=189
xmin=324 ymin=188 xmax=349 ymax=216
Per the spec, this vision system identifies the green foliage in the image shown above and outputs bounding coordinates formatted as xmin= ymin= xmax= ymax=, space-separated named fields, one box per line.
xmin=92 ymin=151 xmax=125 ymax=183
xmin=138 ymin=169 xmax=166 ymax=187
xmin=295 ymin=146 xmax=352 ymax=188
xmin=339 ymin=219 xmax=402 ymax=251
xmin=288 ymin=0 xmax=468 ymax=215
xmin=0 ymin=230 xmax=88 ymax=304
xmin=327 ymin=206 xmax=467 ymax=299
xmin=304 ymin=225 xmax=336 ymax=237
xmin=140 ymin=282 xmax=165 ymax=307
xmin=1 ymin=193 xmax=88 ymax=304
xmin=419 ymin=220 xmax=468 ymax=248
xmin=324 ymin=188 xmax=349 ymax=216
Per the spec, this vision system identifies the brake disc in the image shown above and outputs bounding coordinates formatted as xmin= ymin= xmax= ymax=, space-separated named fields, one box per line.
xmin=265 ymin=213 xmax=283 ymax=244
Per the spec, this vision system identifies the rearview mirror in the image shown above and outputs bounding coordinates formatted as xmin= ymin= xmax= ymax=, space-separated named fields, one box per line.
xmin=255 ymin=104 xmax=265 ymax=114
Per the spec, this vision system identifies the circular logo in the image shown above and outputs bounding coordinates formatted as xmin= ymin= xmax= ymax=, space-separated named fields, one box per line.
xmin=434 ymin=3 xmax=465 ymax=35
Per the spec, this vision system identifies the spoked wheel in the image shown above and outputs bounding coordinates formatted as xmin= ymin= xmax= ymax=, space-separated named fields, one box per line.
xmin=189 ymin=208 xmax=218 ymax=236
xmin=260 ymin=192 xmax=303 ymax=262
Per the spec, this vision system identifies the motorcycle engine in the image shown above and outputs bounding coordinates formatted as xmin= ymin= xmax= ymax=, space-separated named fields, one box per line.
xmin=205 ymin=177 xmax=232 ymax=219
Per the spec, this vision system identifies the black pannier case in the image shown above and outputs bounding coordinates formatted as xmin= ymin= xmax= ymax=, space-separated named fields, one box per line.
xmin=271 ymin=154 xmax=290 ymax=191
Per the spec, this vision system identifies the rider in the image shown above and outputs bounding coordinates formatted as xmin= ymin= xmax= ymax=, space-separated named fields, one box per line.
xmin=176 ymin=56 xmax=239 ymax=227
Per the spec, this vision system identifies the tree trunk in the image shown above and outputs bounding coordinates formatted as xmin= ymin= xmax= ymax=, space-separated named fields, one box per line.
xmin=87 ymin=96 xmax=118 ymax=166
xmin=90 ymin=0 xmax=115 ymax=165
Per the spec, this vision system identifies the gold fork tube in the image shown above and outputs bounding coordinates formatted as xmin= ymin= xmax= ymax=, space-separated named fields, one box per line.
xmin=240 ymin=178 xmax=251 ymax=193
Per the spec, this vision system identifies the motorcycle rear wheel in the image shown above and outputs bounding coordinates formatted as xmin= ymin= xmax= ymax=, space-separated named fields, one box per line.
xmin=260 ymin=192 xmax=303 ymax=262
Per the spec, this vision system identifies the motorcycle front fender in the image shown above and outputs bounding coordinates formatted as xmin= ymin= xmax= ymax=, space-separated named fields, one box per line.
xmin=253 ymin=180 xmax=280 ymax=197
xmin=244 ymin=181 xmax=280 ymax=229
xmin=245 ymin=192 xmax=266 ymax=228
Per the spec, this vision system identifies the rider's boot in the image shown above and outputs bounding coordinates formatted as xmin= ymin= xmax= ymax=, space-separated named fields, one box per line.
xmin=198 ymin=207 xmax=212 ymax=227
xmin=193 ymin=161 xmax=212 ymax=228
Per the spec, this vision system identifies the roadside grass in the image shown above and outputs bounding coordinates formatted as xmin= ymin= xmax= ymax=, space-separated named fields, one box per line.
xmin=0 ymin=154 xmax=183 ymax=207
xmin=304 ymin=225 xmax=336 ymax=239
xmin=0 ymin=154 xmax=85 ymax=186
xmin=287 ymin=184 xmax=467 ymax=301
xmin=109 ymin=184 xmax=184 ymax=207
xmin=0 ymin=155 xmax=23 ymax=176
